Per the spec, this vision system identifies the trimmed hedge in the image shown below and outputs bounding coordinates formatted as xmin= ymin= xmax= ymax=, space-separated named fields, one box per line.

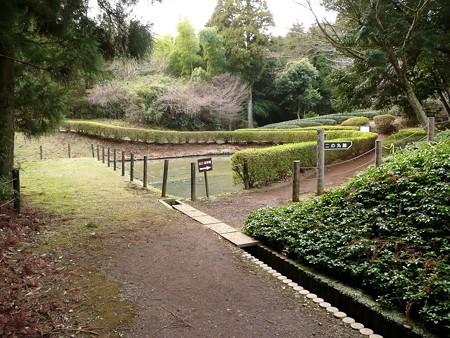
xmin=374 ymin=114 xmax=397 ymax=134
xmin=63 ymin=120 xmax=367 ymax=145
xmin=341 ymin=116 xmax=370 ymax=127
xmin=243 ymin=139 xmax=450 ymax=336
xmin=260 ymin=110 xmax=383 ymax=129
xmin=231 ymin=131 xmax=378 ymax=187
xmin=382 ymin=128 xmax=426 ymax=155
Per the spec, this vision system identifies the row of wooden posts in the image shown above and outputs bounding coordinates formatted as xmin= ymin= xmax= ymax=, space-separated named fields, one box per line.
xmin=93 ymin=145 xmax=209 ymax=201
xmin=36 ymin=118 xmax=436 ymax=202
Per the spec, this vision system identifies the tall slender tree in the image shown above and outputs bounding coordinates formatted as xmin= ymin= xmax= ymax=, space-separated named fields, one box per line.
xmin=170 ymin=19 xmax=203 ymax=78
xmin=0 ymin=0 xmax=159 ymax=186
xmin=199 ymin=27 xmax=228 ymax=76
xmin=208 ymin=0 xmax=274 ymax=127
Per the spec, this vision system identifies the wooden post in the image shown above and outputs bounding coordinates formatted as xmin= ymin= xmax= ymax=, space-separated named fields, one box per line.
xmin=130 ymin=153 xmax=134 ymax=182
xmin=40 ymin=145 xmax=43 ymax=160
xmin=102 ymin=146 xmax=105 ymax=163
xmin=97 ymin=145 xmax=100 ymax=161
xmin=191 ymin=162 xmax=196 ymax=201
xmin=121 ymin=151 xmax=125 ymax=176
xmin=113 ymin=149 xmax=117 ymax=171
xmin=12 ymin=169 xmax=20 ymax=213
xmin=162 ymin=159 xmax=169 ymax=197
xmin=107 ymin=147 xmax=111 ymax=167
xmin=204 ymin=171 xmax=209 ymax=198
xmin=68 ymin=144 xmax=71 ymax=158
xmin=375 ymin=140 xmax=383 ymax=167
xmin=293 ymin=160 xmax=300 ymax=202
xmin=243 ymin=159 xmax=250 ymax=190
xmin=317 ymin=129 xmax=325 ymax=195
xmin=427 ymin=117 xmax=435 ymax=142
xmin=91 ymin=144 xmax=95 ymax=158
xmin=143 ymin=156 xmax=148 ymax=188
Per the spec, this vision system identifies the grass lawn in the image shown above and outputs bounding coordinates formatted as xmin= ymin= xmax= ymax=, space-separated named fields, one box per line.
xmin=13 ymin=133 xmax=173 ymax=335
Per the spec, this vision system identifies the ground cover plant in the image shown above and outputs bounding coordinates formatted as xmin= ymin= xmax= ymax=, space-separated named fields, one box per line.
xmin=261 ymin=110 xmax=382 ymax=129
xmin=243 ymin=139 xmax=450 ymax=336
xmin=381 ymin=128 xmax=427 ymax=155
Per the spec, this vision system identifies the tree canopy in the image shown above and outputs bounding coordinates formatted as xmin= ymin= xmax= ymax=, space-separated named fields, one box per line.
xmin=0 ymin=0 xmax=159 ymax=181
xmin=307 ymin=0 xmax=450 ymax=127
xmin=208 ymin=0 xmax=274 ymax=127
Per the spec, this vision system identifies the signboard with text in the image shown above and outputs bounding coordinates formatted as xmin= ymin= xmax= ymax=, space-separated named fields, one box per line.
xmin=324 ymin=141 xmax=353 ymax=150
xmin=198 ymin=158 xmax=213 ymax=172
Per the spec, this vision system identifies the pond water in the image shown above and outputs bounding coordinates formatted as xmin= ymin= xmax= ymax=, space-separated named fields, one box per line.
xmin=117 ymin=155 xmax=243 ymax=199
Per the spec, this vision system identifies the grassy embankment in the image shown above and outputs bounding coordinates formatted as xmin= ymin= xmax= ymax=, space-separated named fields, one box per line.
xmin=14 ymin=133 xmax=172 ymax=335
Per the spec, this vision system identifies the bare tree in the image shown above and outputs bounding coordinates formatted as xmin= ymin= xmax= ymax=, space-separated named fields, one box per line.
xmin=158 ymin=74 xmax=249 ymax=129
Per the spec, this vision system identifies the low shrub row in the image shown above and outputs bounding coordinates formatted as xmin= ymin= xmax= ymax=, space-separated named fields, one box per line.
xmin=381 ymin=128 xmax=426 ymax=155
xmin=262 ymin=110 xmax=382 ymax=129
xmin=63 ymin=120 xmax=364 ymax=145
xmin=242 ymin=139 xmax=450 ymax=336
xmin=231 ymin=131 xmax=378 ymax=187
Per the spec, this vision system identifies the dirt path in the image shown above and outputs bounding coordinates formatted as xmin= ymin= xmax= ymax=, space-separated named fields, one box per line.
xmin=190 ymin=150 xmax=375 ymax=229
xmin=102 ymin=150 xmax=376 ymax=337
xmin=13 ymin=133 xmax=377 ymax=337
xmin=105 ymin=208 xmax=361 ymax=337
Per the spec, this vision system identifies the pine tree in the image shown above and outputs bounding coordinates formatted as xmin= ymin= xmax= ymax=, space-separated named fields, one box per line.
xmin=208 ymin=0 xmax=274 ymax=127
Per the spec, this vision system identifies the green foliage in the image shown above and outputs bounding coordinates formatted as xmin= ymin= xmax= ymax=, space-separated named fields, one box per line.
xmin=374 ymin=114 xmax=398 ymax=134
xmin=260 ymin=110 xmax=382 ymax=129
xmin=231 ymin=131 xmax=378 ymax=187
xmin=198 ymin=27 xmax=228 ymax=75
xmin=341 ymin=116 xmax=370 ymax=127
xmin=243 ymin=139 xmax=450 ymax=335
xmin=63 ymin=121 xmax=375 ymax=150
xmin=382 ymin=128 xmax=427 ymax=155
xmin=208 ymin=0 xmax=274 ymax=84
xmin=15 ymin=73 xmax=67 ymax=136
xmin=273 ymin=59 xmax=321 ymax=118
xmin=435 ymin=129 xmax=450 ymax=142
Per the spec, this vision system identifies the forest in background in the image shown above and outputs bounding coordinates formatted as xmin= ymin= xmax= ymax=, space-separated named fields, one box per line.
xmin=1 ymin=0 xmax=449 ymax=180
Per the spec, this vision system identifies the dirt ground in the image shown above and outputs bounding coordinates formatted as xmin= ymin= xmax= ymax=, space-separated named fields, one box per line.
xmin=3 ymin=137 xmax=378 ymax=337
xmin=104 ymin=142 xmax=376 ymax=337
xmin=190 ymin=150 xmax=375 ymax=229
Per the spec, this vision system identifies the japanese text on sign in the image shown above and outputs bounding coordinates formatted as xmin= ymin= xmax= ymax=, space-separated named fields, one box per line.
xmin=198 ymin=158 xmax=213 ymax=172
xmin=324 ymin=141 xmax=353 ymax=150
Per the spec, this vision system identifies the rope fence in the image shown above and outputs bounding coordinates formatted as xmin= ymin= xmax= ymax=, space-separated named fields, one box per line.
xmin=28 ymin=117 xmax=443 ymax=201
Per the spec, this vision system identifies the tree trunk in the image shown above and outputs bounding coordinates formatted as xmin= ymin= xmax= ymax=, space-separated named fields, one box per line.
xmin=402 ymin=79 xmax=428 ymax=128
xmin=247 ymin=85 xmax=253 ymax=128
xmin=438 ymin=91 xmax=450 ymax=121
xmin=0 ymin=47 xmax=15 ymax=182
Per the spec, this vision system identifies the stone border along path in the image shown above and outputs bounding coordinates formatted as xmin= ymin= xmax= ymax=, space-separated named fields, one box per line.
xmin=165 ymin=199 xmax=384 ymax=338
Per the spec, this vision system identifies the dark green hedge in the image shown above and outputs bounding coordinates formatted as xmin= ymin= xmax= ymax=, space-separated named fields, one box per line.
xmin=231 ymin=131 xmax=378 ymax=187
xmin=382 ymin=128 xmax=426 ymax=155
xmin=243 ymin=139 xmax=450 ymax=336
xmin=63 ymin=120 xmax=364 ymax=145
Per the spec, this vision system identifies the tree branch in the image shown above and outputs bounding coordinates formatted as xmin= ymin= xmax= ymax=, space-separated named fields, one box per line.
xmin=0 ymin=53 xmax=49 ymax=71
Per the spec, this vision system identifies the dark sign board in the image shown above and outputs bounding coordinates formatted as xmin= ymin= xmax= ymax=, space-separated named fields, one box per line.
xmin=198 ymin=158 xmax=213 ymax=172
xmin=324 ymin=141 xmax=353 ymax=150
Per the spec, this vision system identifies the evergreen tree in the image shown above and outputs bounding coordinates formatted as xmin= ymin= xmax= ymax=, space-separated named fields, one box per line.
xmin=0 ymin=0 xmax=159 ymax=185
xmin=208 ymin=0 xmax=274 ymax=127
xmin=198 ymin=27 xmax=228 ymax=76
xmin=168 ymin=19 xmax=203 ymax=77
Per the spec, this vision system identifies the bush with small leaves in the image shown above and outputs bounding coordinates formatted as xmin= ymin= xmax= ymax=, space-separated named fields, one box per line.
xmin=341 ymin=116 xmax=370 ymax=127
xmin=374 ymin=114 xmax=398 ymax=134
